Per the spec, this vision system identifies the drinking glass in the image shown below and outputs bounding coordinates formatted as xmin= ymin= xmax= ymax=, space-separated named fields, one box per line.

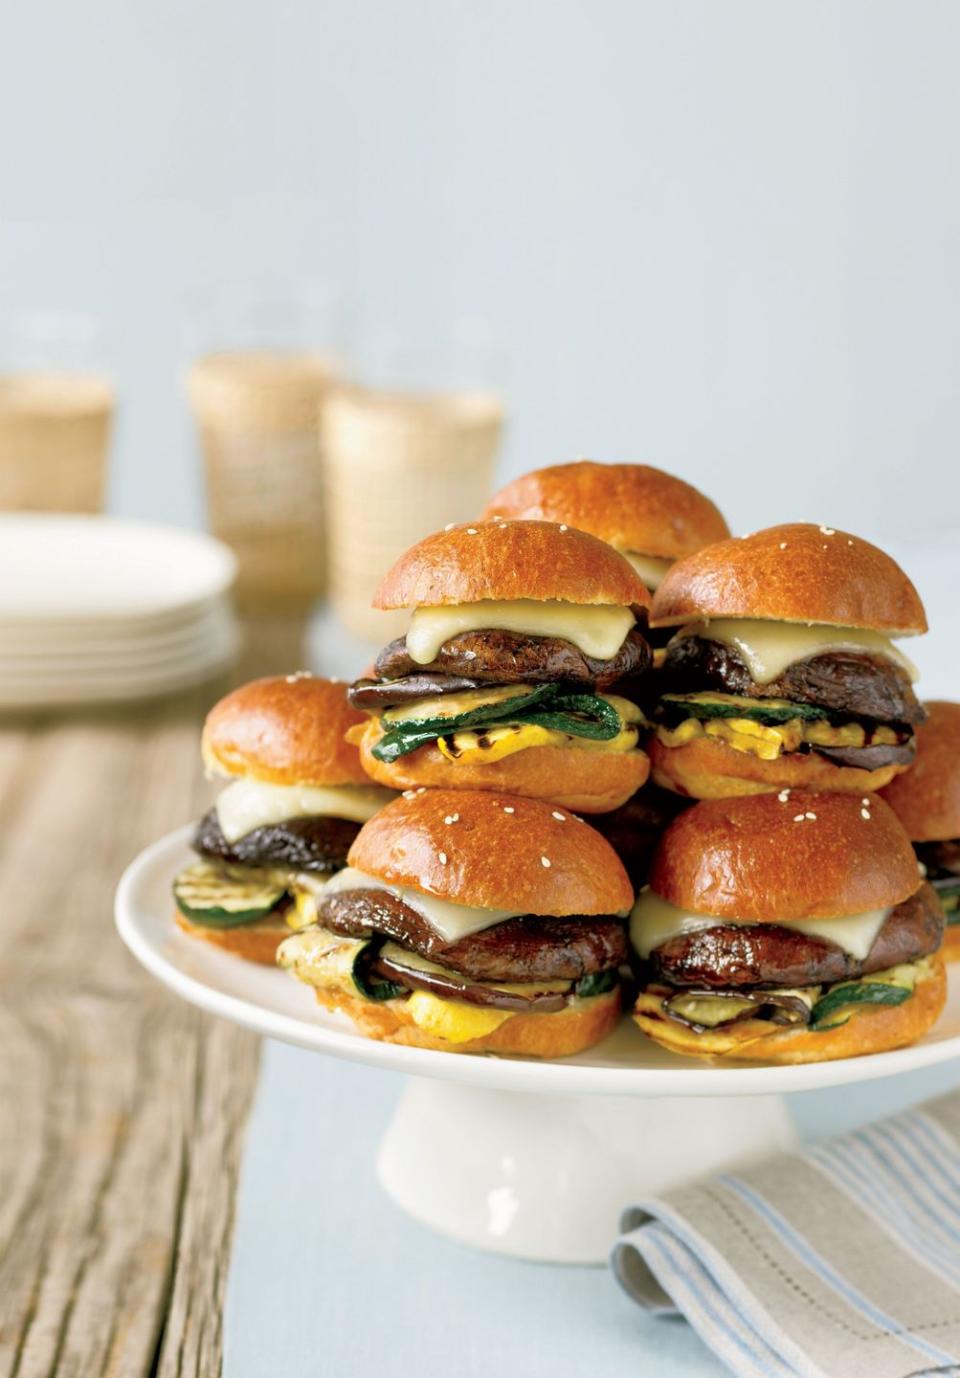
xmin=186 ymin=282 xmax=343 ymax=610
xmin=0 ymin=309 xmax=114 ymax=513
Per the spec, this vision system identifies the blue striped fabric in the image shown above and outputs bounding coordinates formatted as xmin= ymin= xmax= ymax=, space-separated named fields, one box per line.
xmin=612 ymin=1092 xmax=960 ymax=1378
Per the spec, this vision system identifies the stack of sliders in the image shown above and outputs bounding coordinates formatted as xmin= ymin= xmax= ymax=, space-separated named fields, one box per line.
xmin=648 ymin=523 xmax=927 ymax=798
xmin=161 ymin=454 xmax=950 ymax=1068
xmin=630 ymin=791 xmax=946 ymax=1062
xmin=347 ymin=518 xmax=654 ymax=813
xmin=881 ymin=701 xmax=960 ymax=958
xmin=173 ymin=675 xmax=394 ymax=963
xmin=278 ymin=789 xmax=633 ymax=1056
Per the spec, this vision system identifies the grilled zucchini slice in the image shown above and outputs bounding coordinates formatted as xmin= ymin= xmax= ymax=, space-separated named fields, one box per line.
xmin=173 ymin=861 xmax=287 ymax=928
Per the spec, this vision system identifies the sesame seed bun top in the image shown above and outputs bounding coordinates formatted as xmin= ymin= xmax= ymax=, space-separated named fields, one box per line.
xmin=372 ymin=520 xmax=651 ymax=611
xmin=348 ymin=788 xmax=634 ymax=915
xmin=648 ymin=790 xmax=920 ymax=921
xmin=202 ymin=675 xmax=371 ymax=787
xmin=880 ymin=701 xmax=960 ymax=842
xmin=650 ymin=523 xmax=927 ymax=634
xmin=483 ymin=460 xmax=730 ymax=561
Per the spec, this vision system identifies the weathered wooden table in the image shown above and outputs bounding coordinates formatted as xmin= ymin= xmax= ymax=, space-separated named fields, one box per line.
xmin=0 ymin=617 xmax=304 ymax=1378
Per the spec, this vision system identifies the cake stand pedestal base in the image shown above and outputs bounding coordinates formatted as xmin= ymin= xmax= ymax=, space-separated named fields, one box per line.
xmin=376 ymin=1076 xmax=798 ymax=1263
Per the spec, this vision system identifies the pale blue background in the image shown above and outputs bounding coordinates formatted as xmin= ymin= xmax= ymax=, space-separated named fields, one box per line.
xmin=4 ymin=1 xmax=960 ymax=543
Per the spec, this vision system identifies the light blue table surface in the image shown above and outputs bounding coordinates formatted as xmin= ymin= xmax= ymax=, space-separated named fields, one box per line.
xmin=223 ymin=1046 xmax=960 ymax=1378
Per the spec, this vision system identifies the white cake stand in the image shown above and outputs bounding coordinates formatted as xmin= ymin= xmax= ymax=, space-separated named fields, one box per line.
xmin=116 ymin=826 xmax=960 ymax=1264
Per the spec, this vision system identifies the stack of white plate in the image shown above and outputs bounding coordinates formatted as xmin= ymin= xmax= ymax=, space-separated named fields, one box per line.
xmin=0 ymin=514 xmax=240 ymax=708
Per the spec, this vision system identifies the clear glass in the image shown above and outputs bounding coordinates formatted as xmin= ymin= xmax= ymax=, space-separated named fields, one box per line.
xmin=0 ymin=308 xmax=114 ymax=513
xmin=185 ymin=281 xmax=345 ymax=610
xmin=322 ymin=315 xmax=507 ymax=641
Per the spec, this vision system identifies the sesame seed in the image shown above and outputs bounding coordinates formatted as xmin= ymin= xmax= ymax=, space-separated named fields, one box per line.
xmin=819 ymin=525 xmax=835 ymax=535
xmin=861 ymin=808 xmax=871 ymax=820
xmin=503 ymin=805 xmax=515 ymax=814
xmin=794 ymin=814 xmax=806 ymax=822
xmin=779 ymin=542 xmax=787 ymax=550
xmin=777 ymin=789 xmax=790 ymax=802
xmin=402 ymin=789 xmax=417 ymax=799
xmin=285 ymin=669 xmax=312 ymax=682
xmin=443 ymin=813 xmax=459 ymax=825
xmin=862 ymin=797 xmax=870 ymax=806
xmin=416 ymin=787 xmax=426 ymax=794
xmin=438 ymin=851 xmax=448 ymax=865
xmin=805 ymin=811 xmax=817 ymax=820
xmin=541 ymin=856 xmax=552 ymax=868
xmin=466 ymin=527 xmax=478 ymax=535
xmin=462 ymin=650 xmax=477 ymax=660
xmin=559 ymin=524 xmax=568 ymax=532
xmin=552 ymin=811 xmax=566 ymax=821
xmin=847 ymin=539 xmax=854 ymax=546
xmin=444 ymin=522 xmax=455 ymax=531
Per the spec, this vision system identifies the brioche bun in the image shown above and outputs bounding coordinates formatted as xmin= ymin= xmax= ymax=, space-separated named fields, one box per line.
xmin=633 ymin=956 xmax=945 ymax=1063
xmin=373 ymin=519 xmax=650 ymax=611
xmin=354 ymin=717 xmax=649 ymax=813
xmin=648 ymin=790 xmax=919 ymax=921
xmin=649 ymin=733 xmax=909 ymax=800
xmin=314 ymin=986 xmax=621 ymax=1057
xmin=348 ymin=787 xmax=633 ymax=916
xmin=202 ymin=675 xmax=369 ymax=787
xmin=174 ymin=911 xmax=289 ymax=965
xmin=879 ymin=701 xmax=960 ymax=841
xmin=651 ymin=524 xmax=927 ymax=634
xmin=483 ymin=460 xmax=729 ymax=561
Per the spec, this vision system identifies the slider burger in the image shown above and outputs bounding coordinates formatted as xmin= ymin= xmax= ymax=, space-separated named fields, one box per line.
xmin=483 ymin=459 xmax=730 ymax=601
xmin=881 ymin=701 xmax=960 ymax=958
xmin=173 ymin=675 xmax=394 ymax=963
xmin=278 ymin=789 xmax=633 ymax=1056
xmin=648 ymin=523 xmax=927 ymax=797
xmin=347 ymin=519 xmax=653 ymax=812
xmin=631 ymin=791 xmax=945 ymax=1063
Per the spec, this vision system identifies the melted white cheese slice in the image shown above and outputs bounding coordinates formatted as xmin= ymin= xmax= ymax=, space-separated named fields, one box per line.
xmin=676 ymin=618 xmax=919 ymax=685
xmin=216 ymin=780 xmax=394 ymax=845
xmin=321 ymin=865 xmax=521 ymax=944
xmin=629 ymin=888 xmax=891 ymax=961
xmin=405 ymin=599 xmax=635 ymax=666
xmin=623 ymin=552 xmax=672 ymax=590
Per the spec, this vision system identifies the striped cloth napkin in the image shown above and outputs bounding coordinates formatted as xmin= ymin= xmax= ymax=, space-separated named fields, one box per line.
xmin=612 ymin=1091 xmax=960 ymax=1378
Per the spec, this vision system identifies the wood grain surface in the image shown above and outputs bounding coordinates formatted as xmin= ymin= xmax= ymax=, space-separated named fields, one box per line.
xmin=0 ymin=616 xmax=308 ymax=1378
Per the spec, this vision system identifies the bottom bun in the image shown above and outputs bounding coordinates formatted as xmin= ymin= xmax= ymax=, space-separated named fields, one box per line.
xmin=649 ymin=734 xmax=907 ymax=800
xmin=632 ymin=956 xmax=946 ymax=1064
xmin=943 ymin=925 xmax=960 ymax=962
xmin=175 ymin=910 xmax=290 ymax=966
xmin=314 ymin=987 xmax=621 ymax=1057
xmin=357 ymin=719 xmax=648 ymax=813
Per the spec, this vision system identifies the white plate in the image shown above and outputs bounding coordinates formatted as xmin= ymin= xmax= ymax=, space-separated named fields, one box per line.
xmin=0 ymin=515 xmax=236 ymax=621
xmin=0 ymin=607 xmax=238 ymax=676
xmin=0 ymin=599 xmax=234 ymax=660
xmin=116 ymin=826 xmax=960 ymax=1099
xmin=0 ymin=632 xmax=239 ymax=707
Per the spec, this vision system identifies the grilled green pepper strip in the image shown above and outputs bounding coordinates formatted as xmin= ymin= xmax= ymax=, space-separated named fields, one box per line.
xmin=810 ymin=980 xmax=910 ymax=1030
xmin=373 ymin=686 xmax=626 ymax=762
xmin=660 ymin=694 xmax=826 ymax=726
xmin=574 ymin=968 xmax=619 ymax=999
